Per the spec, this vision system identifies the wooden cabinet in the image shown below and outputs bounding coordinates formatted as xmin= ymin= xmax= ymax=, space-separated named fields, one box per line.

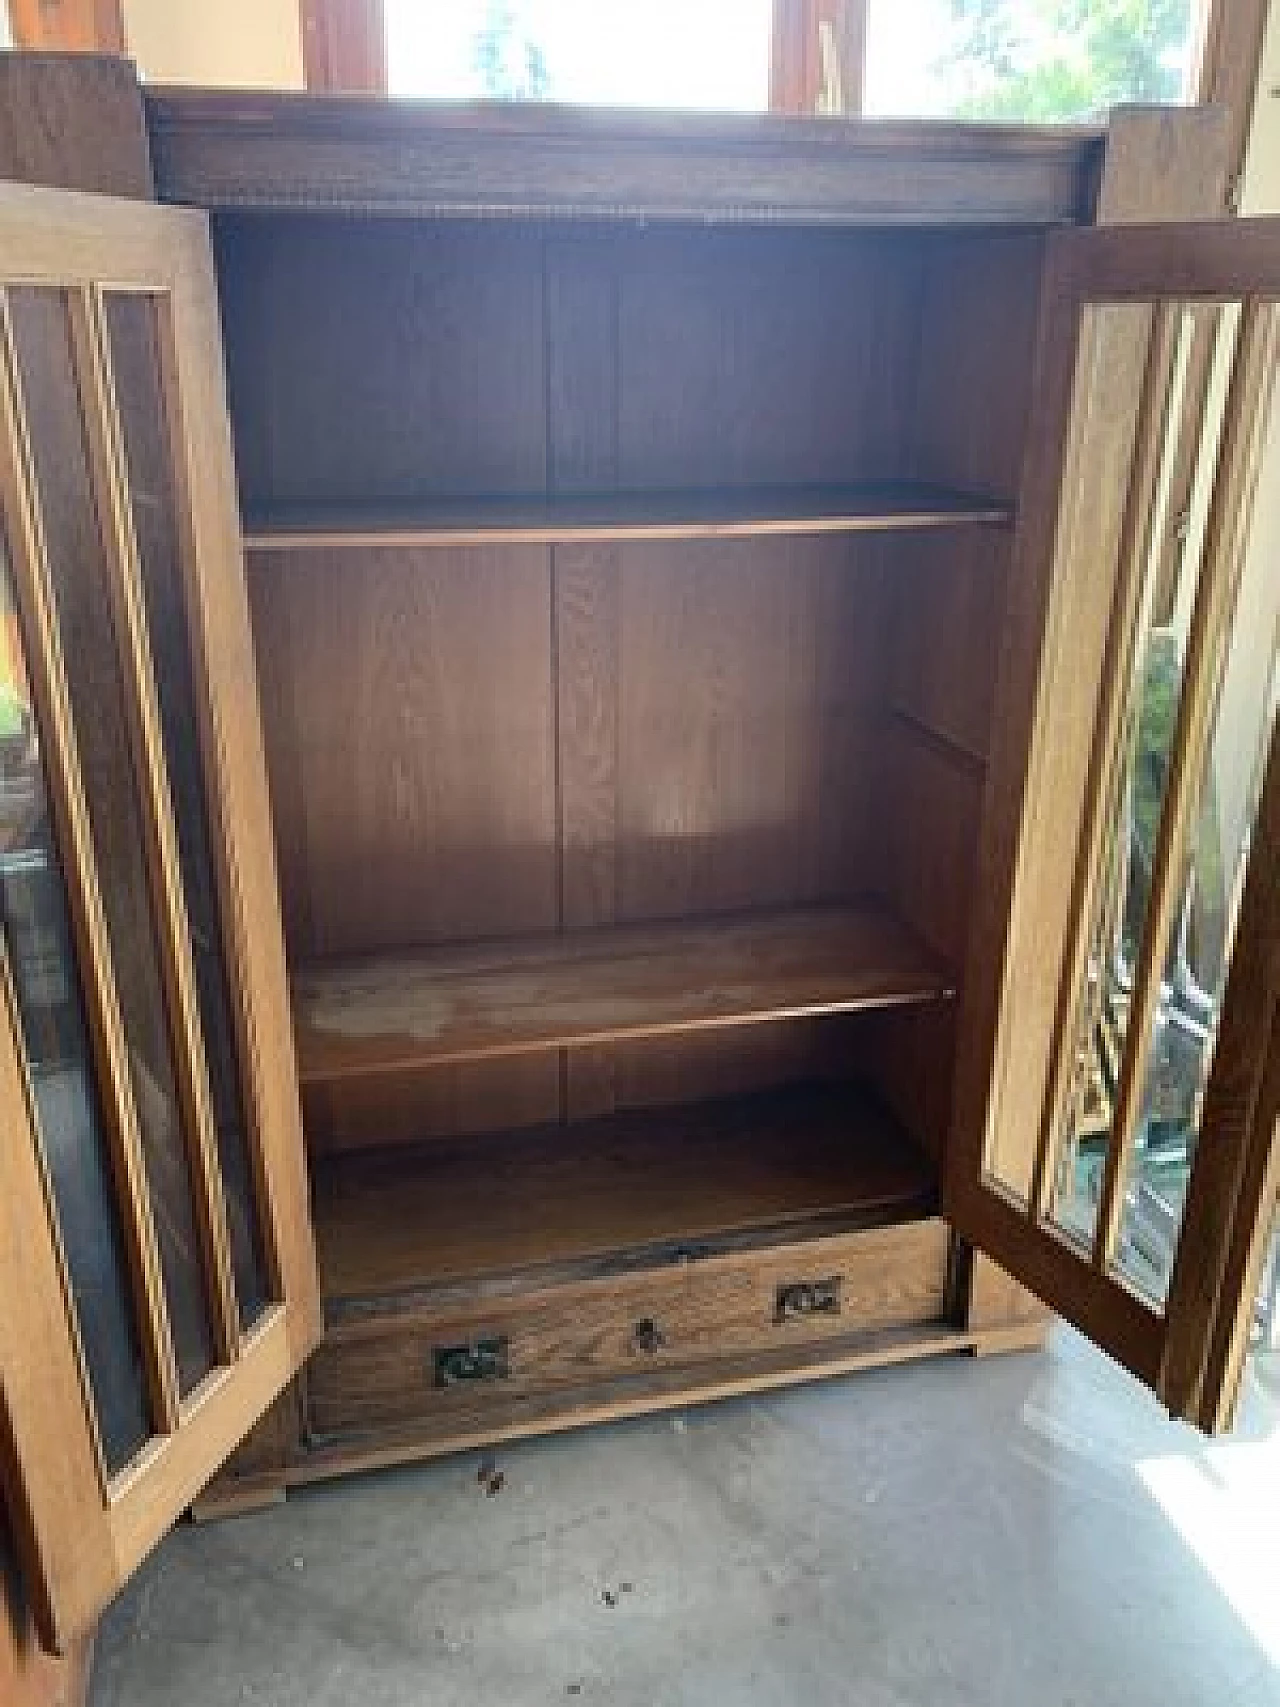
xmin=1 ymin=71 xmax=1278 ymax=1653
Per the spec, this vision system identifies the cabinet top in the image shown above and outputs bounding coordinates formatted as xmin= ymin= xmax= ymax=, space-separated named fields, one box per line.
xmin=145 ymin=89 xmax=1110 ymax=228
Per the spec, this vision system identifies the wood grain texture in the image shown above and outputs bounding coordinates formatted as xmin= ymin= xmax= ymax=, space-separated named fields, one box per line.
xmin=248 ymin=545 xmax=557 ymax=959
xmin=614 ymin=231 xmax=923 ymax=490
xmin=0 ymin=55 xmax=149 ymax=200
xmin=943 ymin=110 xmax=1239 ymax=1395
xmin=304 ymin=1318 xmax=1042 ymax=1483
xmin=216 ymin=217 xmax=547 ymax=511
xmin=308 ymin=1218 xmax=950 ymax=1437
xmin=295 ymin=905 xmax=952 ymax=1087
xmin=311 ymin=1081 xmax=937 ymax=1302
xmin=147 ymin=91 xmax=1104 ymax=225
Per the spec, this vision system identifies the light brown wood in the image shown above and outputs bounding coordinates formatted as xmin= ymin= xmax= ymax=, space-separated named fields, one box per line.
xmin=1161 ymin=696 xmax=1280 ymax=1424
xmin=946 ymin=139 xmax=1280 ymax=1415
xmin=243 ymin=483 xmax=1012 ymax=552
xmin=1094 ymin=301 xmax=1277 ymax=1269
xmin=313 ymin=1082 xmax=936 ymax=1303
xmin=0 ymin=182 xmax=320 ymax=1650
xmin=289 ymin=1317 xmax=1034 ymax=1486
xmin=146 ymin=91 xmax=1105 ymax=226
xmin=0 ymin=290 xmax=182 ymax=1440
xmin=0 ymin=1509 xmax=92 ymax=1707
xmin=308 ymin=1217 xmax=949 ymax=1437
xmin=8 ymin=0 xmax=123 ymax=53
xmin=67 ymin=285 xmax=240 ymax=1369
xmin=294 ymin=905 xmax=953 ymax=1087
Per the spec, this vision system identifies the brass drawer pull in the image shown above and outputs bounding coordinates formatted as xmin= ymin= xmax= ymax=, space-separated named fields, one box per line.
xmin=632 ymin=1316 xmax=666 ymax=1355
xmin=774 ymin=1277 xmax=842 ymax=1322
xmin=432 ymin=1335 xmax=509 ymax=1387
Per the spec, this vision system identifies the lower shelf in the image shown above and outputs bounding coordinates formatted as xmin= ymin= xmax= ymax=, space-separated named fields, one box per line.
xmin=311 ymin=1081 xmax=939 ymax=1311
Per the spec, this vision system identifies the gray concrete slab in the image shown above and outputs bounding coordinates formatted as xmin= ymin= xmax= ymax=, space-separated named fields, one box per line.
xmin=91 ymin=1328 xmax=1280 ymax=1706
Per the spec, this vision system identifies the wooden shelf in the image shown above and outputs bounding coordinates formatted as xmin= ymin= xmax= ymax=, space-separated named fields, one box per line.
xmin=312 ymin=1082 xmax=939 ymax=1304
xmin=244 ymin=483 xmax=1013 ymax=551
xmin=293 ymin=904 xmax=954 ymax=1087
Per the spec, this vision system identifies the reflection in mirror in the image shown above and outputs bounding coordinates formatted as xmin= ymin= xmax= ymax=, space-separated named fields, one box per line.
xmin=0 ymin=520 xmax=151 ymax=1474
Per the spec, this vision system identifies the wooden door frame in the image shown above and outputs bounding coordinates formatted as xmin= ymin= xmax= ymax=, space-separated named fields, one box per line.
xmin=0 ymin=181 xmax=318 ymax=1652
xmin=947 ymin=215 xmax=1280 ymax=1421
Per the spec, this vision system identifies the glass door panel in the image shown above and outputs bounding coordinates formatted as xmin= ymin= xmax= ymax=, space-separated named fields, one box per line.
xmin=0 ymin=185 xmax=318 ymax=1653
xmin=948 ymin=216 xmax=1280 ymax=1429
xmin=8 ymin=285 xmax=216 ymax=1395
xmin=0 ymin=521 xmax=151 ymax=1474
xmin=104 ymin=290 xmax=270 ymax=1327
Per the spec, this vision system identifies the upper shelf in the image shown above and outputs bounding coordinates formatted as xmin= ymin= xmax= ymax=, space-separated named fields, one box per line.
xmin=244 ymin=483 xmax=1014 ymax=552
xmin=292 ymin=904 xmax=954 ymax=1087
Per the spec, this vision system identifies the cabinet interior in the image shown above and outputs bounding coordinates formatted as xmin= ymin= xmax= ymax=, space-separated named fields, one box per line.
xmin=212 ymin=212 xmax=1048 ymax=1312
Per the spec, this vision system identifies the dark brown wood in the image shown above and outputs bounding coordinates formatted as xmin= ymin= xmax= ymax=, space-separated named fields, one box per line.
xmin=0 ymin=55 xmax=151 ymax=199
xmin=294 ymin=905 xmax=954 ymax=1087
xmin=299 ymin=0 xmax=387 ymax=95
xmin=311 ymin=1082 xmax=937 ymax=1302
xmin=244 ymin=483 xmax=1012 ymax=551
xmin=146 ymin=90 xmax=1105 ymax=226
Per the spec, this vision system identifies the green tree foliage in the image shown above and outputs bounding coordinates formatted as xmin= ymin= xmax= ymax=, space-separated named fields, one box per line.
xmin=472 ymin=0 xmax=550 ymax=100
xmin=942 ymin=0 xmax=1193 ymax=121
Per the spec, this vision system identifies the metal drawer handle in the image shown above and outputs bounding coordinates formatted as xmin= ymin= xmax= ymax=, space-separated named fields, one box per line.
xmin=774 ymin=1277 xmax=842 ymax=1322
xmin=432 ymin=1335 xmax=510 ymax=1387
xmin=632 ymin=1316 xmax=666 ymax=1355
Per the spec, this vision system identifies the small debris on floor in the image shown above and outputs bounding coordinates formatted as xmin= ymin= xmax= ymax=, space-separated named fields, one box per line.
xmin=475 ymin=1455 xmax=505 ymax=1497
xmin=291 ymin=1557 xmax=304 ymax=1571
xmin=599 ymin=1581 xmax=634 ymax=1608
xmin=566 ymin=1685 xmax=583 ymax=1697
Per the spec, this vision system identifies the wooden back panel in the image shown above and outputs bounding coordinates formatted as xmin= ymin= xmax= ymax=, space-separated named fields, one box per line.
xmin=217 ymin=217 xmax=997 ymax=1151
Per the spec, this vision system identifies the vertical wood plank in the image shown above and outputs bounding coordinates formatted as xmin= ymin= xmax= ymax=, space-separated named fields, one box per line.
xmin=546 ymin=237 xmax=621 ymax=1121
xmin=299 ymin=0 xmax=387 ymax=94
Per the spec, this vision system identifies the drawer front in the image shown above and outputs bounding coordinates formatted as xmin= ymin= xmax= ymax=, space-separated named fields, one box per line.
xmin=307 ymin=1218 xmax=950 ymax=1440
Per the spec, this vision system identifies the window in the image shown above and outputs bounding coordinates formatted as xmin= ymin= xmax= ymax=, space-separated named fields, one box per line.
xmin=863 ymin=0 xmax=1204 ymax=121
xmin=384 ymin=0 xmax=773 ymax=110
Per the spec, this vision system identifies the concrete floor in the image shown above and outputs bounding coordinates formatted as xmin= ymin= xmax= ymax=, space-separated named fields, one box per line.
xmin=91 ymin=1327 xmax=1280 ymax=1707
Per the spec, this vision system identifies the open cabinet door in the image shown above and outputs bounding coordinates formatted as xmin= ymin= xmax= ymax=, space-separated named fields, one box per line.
xmin=948 ymin=217 xmax=1280 ymax=1434
xmin=0 ymin=183 xmax=320 ymax=1649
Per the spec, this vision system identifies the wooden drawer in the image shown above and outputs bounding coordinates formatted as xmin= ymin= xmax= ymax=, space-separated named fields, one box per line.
xmin=306 ymin=1217 xmax=950 ymax=1440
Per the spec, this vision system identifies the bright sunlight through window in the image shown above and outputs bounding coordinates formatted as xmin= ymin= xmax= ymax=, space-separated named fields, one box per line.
xmin=385 ymin=0 xmax=773 ymax=110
